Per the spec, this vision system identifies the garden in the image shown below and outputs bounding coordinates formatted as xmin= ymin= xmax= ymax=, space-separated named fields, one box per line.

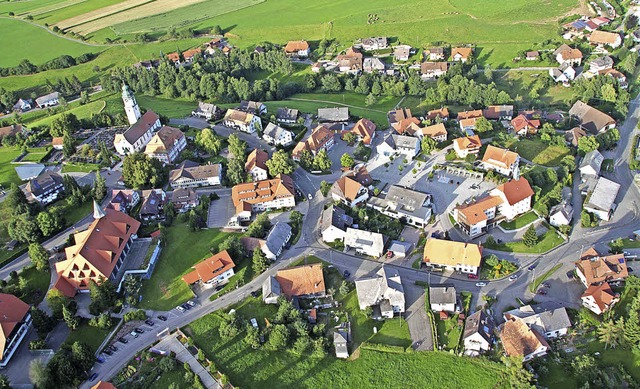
xmin=498 ymin=210 xmax=539 ymax=231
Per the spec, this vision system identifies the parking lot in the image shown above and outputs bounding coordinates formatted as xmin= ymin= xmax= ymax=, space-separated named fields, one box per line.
xmin=207 ymin=195 xmax=235 ymax=228
xmin=414 ymin=171 xmax=495 ymax=215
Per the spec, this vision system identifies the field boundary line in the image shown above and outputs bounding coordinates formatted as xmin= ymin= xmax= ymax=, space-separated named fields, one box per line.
xmin=0 ymin=16 xmax=108 ymax=47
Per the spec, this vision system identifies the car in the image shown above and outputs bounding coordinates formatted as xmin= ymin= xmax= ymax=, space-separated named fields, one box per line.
xmin=157 ymin=315 xmax=167 ymax=321
xmin=508 ymin=274 xmax=519 ymax=281
xmin=566 ymin=271 xmax=575 ymax=279
xmin=215 ymin=285 xmax=224 ymax=292
xmin=542 ymin=282 xmax=551 ymax=288
xmin=308 ymin=193 xmax=313 ymax=200
xmin=181 ymin=303 xmax=191 ymax=310
xmin=186 ymin=300 xmax=196 ymax=307
xmin=145 ymin=320 xmax=154 ymax=327
xmin=118 ymin=337 xmax=128 ymax=344
xmin=467 ymin=274 xmax=479 ymax=279
xmin=343 ymin=270 xmax=351 ymax=278
xmin=628 ymin=267 xmax=634 ymax=273
xmin=527 ymin=264 xmax=537 ymax=271
xmin=96 ymin=355 xmax=106 ymax=363
xmin=103 ymin=349 xmax=113 ymax=356
xmin=475 ymin=282 xmax=487 ymax=287
xmin=176 ymin=305 xmax=186 ymax=313
xmin=130 ymin=331 xmax=139 ymax=338
xmin=89 ymin=373 xmax=98 ymax=382
xmin=250 ymin=290 xmax=259 ymax=298
xmin=134 ymin=327 xmax=144 ymax=334
xmin=109 ymin=345 xmax=118 ymax=352
xmin=537 ymin=289 xmax=548 ymax=295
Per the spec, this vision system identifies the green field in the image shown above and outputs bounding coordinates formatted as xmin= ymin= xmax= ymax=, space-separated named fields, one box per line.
xmin=30 ymin=0 xmax=124 ymax=25
xmin=489 ymin=227 xmax=565 ymax=254
xmin=21 ymin=147 xmax=51 ymax=163
xmin=27 ymin=99 xmax=106 ymax=128
xmin=506 ymin=138 xmax=572 ymax=167
xmin=0 ymin=147 xmax=23 ymax=189
xmin=136 ymin=95 xmax=195 ymax=118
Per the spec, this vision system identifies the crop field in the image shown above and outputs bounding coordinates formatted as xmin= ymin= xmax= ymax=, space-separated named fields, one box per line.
xmin=0 ymin=0 xmax=68 ymax=15
xmin=30 ymin=0 xmax=125 ymax=25
xmin=55 ymin=0 xmax=150 ymax=31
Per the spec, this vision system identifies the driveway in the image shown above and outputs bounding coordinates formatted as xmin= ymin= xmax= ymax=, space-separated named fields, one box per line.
xmin=403 ymin=284 xmax=433 ymax=351
xmin=212 ymin=125 xmax=274 ymax=153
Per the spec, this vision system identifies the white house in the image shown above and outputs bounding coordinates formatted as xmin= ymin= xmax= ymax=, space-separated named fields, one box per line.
xmin=367 ymin=185 xmax=432 ymax=229
xmin=113 ymin=111 xmax=161 ymax=155
xmin=344 ymin=228 xmax=385 ymax=257
xmin=481 ymin=145 xmax=520 ymax=177
xmin=376 ymin=134 xmax=420 ymax=160
xmin=554 ymin=44 xmax=583 ymax=66
xmin=355 ymin=267 xmax=405 ymax=319
xmin=463 ymin=310 xmax=495 ymax=356
xmin=429 ymin=285 xmax=456 ymax=313
xmin=500 ymin=314 xmax=549 ymax=362
xmin=245 ymin=149 xmax=269 ymax=182
xmin=361 ymin=37 xmax=388 ymax=51
xmin=13 ymin=98 xmax=32 ymax=112
xmin=581 ymin=282 xmax=619 ymax=315
xmin=330 ymin=176 xmax=369 ymax=208
xmin=261 ymin=222 xmax=292 ymax=260
xmin=549 ymin=63 xmax=576 ymax=83
xmin=423 ymin=239 xmax=482 ymax=275
xmin=222 ymin=109 xmax=262 ymax=134
xmin=579 ymin=149 xmax=604 ymax=177
xmin=169 ymin=161 xmax=222 ymax=188
xmin=453 ymin=136 xmax=482 ymax=158
xmin=192 ymin=102 xmax=220 ymax=120
xmin=320 ymin=205 xmax=353 ymax=243
xmin=549 ymin=202 xmax=573 ymax=227
xmin=490 ymin=177 xmax=534 ymax=221
xmin=583 ymin=177 xmax=620 ymax=221
xmin=35 ymin=92 xmax=60 ymax=108
xmin=503 ymin=303 xmax=572 ymax=340
xmin=275 ymin=107 xmax=299 ymax=124
xmin=144 ymin=126 xmax=186 ymax=165
xmin=24 ymin=171 xmax=64 ymax=205
xmin=0 ymin=294 xmax=32 ymax=368
xmin=284 ymin=40 xmax=310 ymax=57
xmin=182 ymin=250 xmax=235 ymax=287
xmin=262 ymin=122 xmax=294 ymax=147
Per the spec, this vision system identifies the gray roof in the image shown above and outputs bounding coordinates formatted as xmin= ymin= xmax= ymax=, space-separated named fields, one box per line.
xmin=262 ymin=275 xmax=281 ymax=300
xmin=35 ymin=92 xmax=59 ymax=106
xmin=569 ymin=100 xmax=615 ymax=133
xmin=550 ymin=202 xmax=573 ymax=221
xmin=24 ymin=171 xmax=63 ymax=197
xmin=429 ymin=285 xmax=456 ymax=305
xmin=334 ymin=331 xmax=349 ymax=356
xmin=369 ymin=185 xmax=431 ymax=220
xmin=264 ymin=222 xmax=292 ymax=255
xmin=344 ymin=228 xmax=385 ymax=254
xmin=140 ymin=189 xmax=165 ymax=216
xmin=170 ymin=161 xmax=221 ymax=183
xmin=238 ymin=100 xmax=265 ymax=114
xmin=589 ymin=56 xmax=613 ymax=68
xmin=585 ymin=176 xmax=620 ymax=212
xmin=194 ymin=102 xmax=218 ymax=115
xmin=579 ymin=149 xmax=604 ymax=175
xmin=389 ymin=240 xmax=412 ymax=255
xmin=263 ymin=122 xmax=292 ymax=140
xmin=318 ymin=107 xmax=349 ymax=122
xmin=363 ymin=57 xmax=385 ymax=71
xmin=463 ymin=310 xmax=495 ymax=343
xmin=504 ymin=303 xmax=572 ymax=334
xmin=15 ymin=164 xmax=45 ymax=181
xmin=355 ymin=267 xmax=404 ymax=310
xmin=384 ymin=134 xmax=419 ymax=150
xmin=321 ymin=205 xmax=353 ymax=232
xmin=276 ymin=107 xmax=298 ymax=121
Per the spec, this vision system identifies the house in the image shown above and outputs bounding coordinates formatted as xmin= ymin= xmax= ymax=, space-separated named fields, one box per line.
xmin=0 ymin=294 xmax=31 ymax=367
xmin=139 ymin=189 xmax=166 ymax=221
xmin=393 ymin=45 xmax=411 ymax=61
xmin=52 ymin=203 xmax=140 ymax=297
xmin=263 ymin=122 xmax=294 ymax=147
xmin=588 ymin=56 xmax=614 ymax=72
xmin=367 ymin=185 xmax=432 ymax=228
xmin=511 ymin=114 xmax=541 ymax=136
xmin=24 ymin=171 xmax=64 ymax=205
xmin=182 ymin=250 xmax=236 ymax=287
xmin=334 ymin=331 xmax=349 ymax=359
xmin=222 ymin=109 xmax=262 ymax=134
xmin=0 ymin=124 xmax=28 ymax=141
xmin=463 ymin=310 xmax=496 ymax=356
xmin=451 ymin=47 xmax=473 ymax=62
xmin=13 ymin=98 xmax=32 ymax=112
xmin=231 ymin=174 xmax=295 ymax=217
xmin=554 ymin=44 xmax=583 ymax=66
xmin=245 ymin=149 xmax=270 ymax=182
xmin=420 ymin=62 xmax=448 ymax=79
xmin=336 ymin=47 xmax=363 ymax=74
xmin=320 ymin=205 xmax=353 ymax=243
xmin=331 ymin=175 xmax=369 ymax=207
xmin=500 ymin=314 xmax=549 ymax=362
xmin=425 ymin=47 xmax=445 ymax=61
xmin=565 ymin=127 xmax=587 ymax=147
xmin=166 ymin=48 xmax=201 ymax=65
xmin=452 ymin=195 xmax=503 ymax=238
xmin=344 ymin=228 xmax=385 ymax=257
xmin=35 ymin=92 xmax=60 ymax=108
xmin=361 ymin=37 xmax=388 ymax=51
xmin=291 ymin=125 xmax=335 ymax=161
xmin=429 ymin=285 xmax=456 ymax=313
xmin=420 ymin=123 xmax=447 ymax=142
xmin=457 ymin=110 xmax=484 ymax=120
xmin=262 ymin=275 xmax=281 ymax=304
xmin=15 ymin=164 xmax=44 ymax=181
xmin=133 ymin=60 xmax=159 ymax=70
xmin=484 ymin=105 xmax=514 ymax=121
xmin=262 ymin=222 xmax=292 ymax=260
xmin=392 ymin=117 xmax=421 ymax=135
xmin=453 ymin=135 xmax=482 ymax=158
xmin=579 ymin=149 xmax=604 ymax=177
xmin=491 ymin=177 xmax=534 ymax=220
xmin=459 ymin=118 xmax=479 ymax=132
xmin=114 ymin=111 xmax=161 ymax=155
xmin=203 ymin=38 xmax=232 ymax=56
xmin=569 ymin=100 xmax=615 ymax=134
xmin=363 ymin=57 xmax=386 ymax=73
xmin=589 ymin=30 xmax=622 ymax=48
xmin=317 ymin=107 xmax=349 ymax=123
xmin=51 ymin=136 xmax=63 ymax=150
xmin=144 ymin=126 xmax=186 ymax=165
xmin=171 ymin=188 xmax=199 ymax=213
xmin=427 ymin=107 xmax=449 ymax=121
xmin=107 ymin=189 xmax=140 ymax=213
xmin=348 ymin=118 xmax=376 ymax=145
xmin=270 ymin=264 xmax=326 ymax=300
xmin=504 ymin=303 xmax=572 ymax=339
xmin=423 ymin=238 xmax=483 ymax=274
xmin=91 ymin=382 xmax=117 ymax=389
xmin=169 ymin=161 xmax=222 ymax=188
xmin=575 ymin=247 xmax=628 ymax=287
xmin=376 ymin=134 xmax=420 ymax=160
xmin=583 ymin=176 xmax=620 ymax=221
xmin=388 ymin=108 xmax=413 ymax=126
xmin=481 ymin=145 xmax=520 ymax=177
xmin=600 ymin=68 xmax=628 ymax=88
xmin=238 ymin=100 xmax=267 ymax=115
xmin=276 ymin=107 xmax=299 ymax=124
xmin=526 ymin=51 xmax=539 ymax=61
xmin=284 ymin=40 xmax=310 ymax=57
xmin=549 ymin=202 xmax=573 ymax=227
xmin=549 ymin=63 xmax=576 ymax=84
xmin=581 ymin=282 xmax=619 ymax=315
xmin=192 ymin=102 xmax=220 ymax=121
xmin=355 ymin=267 xmax=405 ymax=319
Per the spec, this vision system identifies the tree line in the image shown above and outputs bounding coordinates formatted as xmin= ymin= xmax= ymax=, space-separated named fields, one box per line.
xmin=0 ymin=54 xmax=95 ymax=77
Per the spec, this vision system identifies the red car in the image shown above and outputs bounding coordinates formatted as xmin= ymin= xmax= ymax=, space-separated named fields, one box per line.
xmin=467 ymin=274 xmax=479 ymax=279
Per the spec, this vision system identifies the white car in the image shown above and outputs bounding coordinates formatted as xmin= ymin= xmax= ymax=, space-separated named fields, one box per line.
xmin=130 ymin=331 xmax=139 ymax=338
xmin=475 ymin=282 xmax=487 ymax=287
xmin=508 ymin=274 xmax=519 ymax=281
xmin=308 ymin=193 xmax=313 ymax=200
xmin=176 ymin=305 xmax=186 ymax=313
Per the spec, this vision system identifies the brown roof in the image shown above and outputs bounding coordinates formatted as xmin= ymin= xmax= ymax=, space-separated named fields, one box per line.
xmin=495 ymin=177 xmax=534 ymax=205
xmin=292 ymin=125 xmax=333 ymax=157
xmin=575 ymin=248 xmax=628 ymax=285
xmin=144 ymin=126 xmax=184 ymax=155
xmin=421 ymin=123 xmax=447 ymax=138
xmin=388 ymin=108 xmax=412 ymax=124
xmin=427 ymin=107 xmax=449 ymax=121
xmin=284 ymin=40 xmax=309 ymax=53
xmin=167 ymin=52 xmax=180 ymax=62
xmin=245 ymin=149 xmax=269 ymax=173
xmin=240 ymin=236 xmax=266 ymax=253
xmin=451 ymin=47 xmax=473 ymax=59
xmin=589 ymin=30 xmax=620 ymax=45
xmin=565 ymin=127 xmax=587 ymax=147
xmin=231 ymin=174 xmax=295 ymax=209
xmin=51 ymin=136 xmax=63 ymax=146
xmin=500 ymin=314 xmax=549 ymax=358
xmin=455 ymin=196 xmax=503 ymax=225
xmin=482 ymin=145 xmax=519 ymax=169
xmin=224 ymin=109 xmax=254 ymax=124
xmin=352 ymin=165 xmax=372 ymax=186
xmin=91 ymin=382 xmax=117 ymax=389
xmin=276 ymin=264 xmax=325 ymax=297
xmin=459 ymin=118 xmax=477 ymax=128
xmin=421 ymin=61 xmax=448 ymax=74
xmin=511 ymin=115 xmax=541 ymax=133
xmin=454 ymin=135 xmax=482 ymax=150
xmin=526 ymin=51 xmax=539 ymax=58
xmin=122 ymin=111 xmax=159 ymax=144
xmin=183 ymin=48 xmax=202 ymax=59
xmin=555 ymin=44 xmax=583 ymax=60
xmin=169 ymin=161 xmax=221 ymax=183
xmin=457 ymin=110 xmax=483 ymax=120
xmin=581 ymin=282 xmax=618 ymax=313
xmin=182 ymin=250 xmax=236 ymax=284
xmin=0 ymin=124 xmax=24 ymax=138
xmin=0 ymin=294 xmax=30 ymax=361
xmin=392 ymin=117 xmax=421 ymax=134
xmin=350 ymin=118 xmax=376 ymax=145
xmin=569 ymin=100 xmax=615 ymax=134
xmin=331 ymin=176 xmax=364 ymax=202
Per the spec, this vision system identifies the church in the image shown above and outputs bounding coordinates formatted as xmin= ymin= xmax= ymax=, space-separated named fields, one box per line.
xmin=113 ymin=83 xmax=161 ymax=155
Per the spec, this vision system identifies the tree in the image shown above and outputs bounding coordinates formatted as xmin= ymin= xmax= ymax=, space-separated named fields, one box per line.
xmin=123 ymin=274 xmax=142 ymax=305
xmin=37 ymin=209 xmax=63 ymax=237
xmin=8 ymin=213 xmax=41 ymax=243
xmin=6 ymin=183 xmax=29 ymax=215
xmin=474 ymin=117 xmax=493 ymax=133
xmin=365 ymin=93 xmax=377 ymax=106
xmin=624 ymin=297 xmax=640 ymax=347
xmin=226 ymin=157 xmax=246 ymax=186
xmin=244 ymin=324 xmax=261 ymax=349
xmin=122 ymin=152 xmax=164 ymax=188
xmin=484 ymin=64 xmax=493 ymax=82
xmin=30 ymin=307 xmax=56 ymax=338
xmin=320 ymin=180 xmax=332 ymax=197
xmin=598 ymin=319 xmax=625 ymax=349
xmin=247 ymin=213 xmax=271 ymax=238
xmin=421 ymin=136 xmax=437 ymax=155
xmin=195 ymin=128 xmax=222 ymax=154
xmin=46 ymin=289 xmax=70 ymax=319
xmin=290 ymin=210 xmax=303 ymax=227
xmin=252 ymin=248 xmax=270 ymax=274
xmin=577 ymin=136 xmax=600 ymax=155
xmin=298 ymin=150 xmax=314 ymax=170
xmin=267 ymin=324 xmax=289 ymax=350
xmin=217 ymin=235 xmax=244 ymax=260
xmin=339 ymin=280 xmax=350 ymax=295
xmin=522 ymin=225 xmax=538 ymax=247
xmin=49 ymin=113 xmax=80 ymax=137
xmin=29 ymin=243 xmax=49 ymax=271
xmin=340 ymin=153 xmax=354 ymax=168
xmin=601 ymin=84 xmax=617 ymax=103
xmin=343 ymin=132 xmax=357 ymax=145
xmin=93 ymin=171 xmax=106 ymax=201
xmin=29 ymin=360 xmax=48 ymax=388
xmin=621 ymin=53 xmax=637 ymax=74
xmin=62 ymin=129 xmax=76 ymax=158
xmin=609 ymin=238 xmax=624 ymax=254
xmin=159 ymin=356 xmax=177 ymax=373
xmin=314 ymin=150 xmax=332 ymax=171
xmin=499 ymin=356 xmax=534 ymax=389
xmin=227 ymin=134 xmax=246 ymax=159
xmin=266 ymin=149 xmax=295 ymax=176
xmin=88 ymin=278 xmax=117 ymax=314
xmin=62 ymin=304 xmax=80 ymax=330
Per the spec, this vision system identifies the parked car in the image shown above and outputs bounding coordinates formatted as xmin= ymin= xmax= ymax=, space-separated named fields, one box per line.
xmin=186 ymin=300 xmax=196 ymax=307
xmin=527 ymin=264 xmax=537 ymax=271
xmin=467 ymin=274 xmax=478 ymax=279
xmin=475 ymin=282 xmax=487 ymax=287
xmin=181 ymin=303 xmax=191 ymax=311
xmin=157 ymin=315 xmax=167 ymax=321
xmin=308 ymin=193 xmax=313 ymax=200
xmin=103 ymin=349 xmax=113 ymax=356
xmin=96 ymin=355 xmax=106 ymax=363
xmin=176 ymin=305 xmax=186 ymax=313
xmin=628 ymin=267 xmax=634 ymax=273
xmin=89 ymin=373 xmax=98 ymax=382
xmin=134 ymin=328 xmax=144 ymax=334
xmin=118 ymin=337 xmax=128 ymax=344
xmin=542 ymin=282 xmax=551 ymax=288
xmin=537 ymin=289 xmax=548 ymax=295
xmin=145 ymin=320 xmax=154 ymax=327
xmin=566 ymin=271 xmax=575 ymax=279
xmin=250 ymin=290 xmax=259 ymax=298
xmin=130 ymin=331 xmax=139 ymax=338
xmin=343 ymin=270 xmax=351 ymax=278
xmin=508 ymin=274 xmax=519 ymax=281
xmin=109 ymin=345 xmax=118 ymax=352
xmin=215 ymin=285 xmax=224 ymax=292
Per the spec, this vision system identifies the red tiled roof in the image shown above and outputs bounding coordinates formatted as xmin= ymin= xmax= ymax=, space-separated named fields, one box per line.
xmin=495 ymin=177 xmax=534 ymax=205
xmin=0 ymin=294 xmax=29 ymax=361
xmin=182 ymin=250 xmax=236 ymax=284
xmin=276 ymin=264 xmax=325 ymax=297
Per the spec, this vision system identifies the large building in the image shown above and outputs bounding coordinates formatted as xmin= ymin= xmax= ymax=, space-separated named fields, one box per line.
xmin=182 ymin=250 xmax=236 ymax=287
xmin=231 ymin=174 xmax=295 ymax=218
xmin=344 ymin=228 xmax=385 ymax=258
xmin=355 ymin=267 xmax=405 ymax=319
xmin=481 ymin=145 xmax=520 ymax=177
xmin=169 ymin=161 xmax=222 ymax=189
xmin=292 ymin=125 xmax=335 ymax=161
xmin=114 ymin=111 xmax=161 ymax=155
xmin=53 ymin=203 xmax=140 ymax=297
xmin=0 ymin=294 xmax=31 ymax=367
xmin=331 ymin=175 xmax=369 ymax=208
xmin=122 ymin=83 xmax=141 ymax=125
xmin=583 ymin=176 xmax=620 ymax=221
xmin=263 ymin=122 xmax=294 ymax=147
xmin=569 ymin=100 xmax=615 ymax=134
xmin=423 ymin=239 xmax=482 ymax=275
xmin=222 ymin=109 xmax=262 ymax=134
xmin=144 ymin=126 xmax=186 ymax=164
xmin=574 ymin=247 xmax=628 ymax=287
xmin=24 ymin=171 xmax=64 ymax=205
xmin=368 ymin=185 xmax=432 ymax=228
xmin=453 ymin=136 xmax=482 ymax=158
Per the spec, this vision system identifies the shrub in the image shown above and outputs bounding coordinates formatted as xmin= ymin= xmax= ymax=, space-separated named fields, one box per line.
xmin=123 ymin=309 xmax=147 ymax=322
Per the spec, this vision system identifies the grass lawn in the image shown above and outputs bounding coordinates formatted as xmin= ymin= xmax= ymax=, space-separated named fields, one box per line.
xmin=509 ymin=138 xmax=571 ymax=167
xmin=6 ymin=265 xmax=51 ymax=305
xmin=27 ymin=98 xmax=107 ymax=128
xmin=368 ymin=318 xmax=412 ymax=348
xmin=136 ymin=95 xmax=196 ymax=118
xmin=64 ymin=319 xmax=114 ymax=354
xmin=617 ymin=239 xmax=640 ymax=249
xmin=63 ymin=199 xmax=93 ymax=226
xmin=139 ymin=224 xmax=236 ymax=310
xmin=61 ymin=162 xmax=100 ymax=173
xmin=21 ymin=147 xmax=51 ymax=163
xmin=435 ymin=314 xmax=463 ymax=351
xmin=0 ymin=147 xmax=23 ymax=189
xmin=490 ymin=227 xmax=565 ymax=254
xmin=499 ymin=211 xmax=539 ymax=230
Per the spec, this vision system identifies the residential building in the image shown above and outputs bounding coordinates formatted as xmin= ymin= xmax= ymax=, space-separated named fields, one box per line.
xmin=393 ymin=45 xmax=411 ymax=61
xmin=182 ymin=250 xmax=236 ymax=287
xmin=167 ymin=48 xmax=201 ymax=65
xmin=292 ymin=125 xmax=335 ymax=161
xmin=549 ymin=202 xmax=573 ymax=227
xmin=600 ymin=68 xmax=628 ymax=88
xmin=0 ymin=124 xmax=27 ymax=140
xmin=420 ymin=62 xmax=448 ymax=79
xmin=245 ymin=149 xmax=270 ymax=182
xmin=549 ymin=63 xmax=576 ymax=84
xmin=91 ymin=381 xmax=117 ymax=389
xmin=581 ymin=282 xmax=619 ymax=315
xmin=452 ymin=195 xmax=503 ymax=237
xmin=511 ymin=114 xmax=541 ymax=136
xmin=331 ymin=175 xmax=369 ymax=207
xmin=355 ymin=267 xmax=405 ymax=319
xmin=554 ymin=44 xmax=583 ymax=66
xmin=453 ymin=135 xmax=482 ymax=158
xmin=222 ymin=109 xmax=262 ymax=134
xmin=565 ymin=127 xmax=587 ymax=147
xmin=579 ymin=149 xmax=604 ymax=177
xmin=171 ymin=188 xmax=199 ymax=213
xmin=376 ymin=134 xmax=420 ymax=160
xmin=317 ymin=107 xmax=349 ymax=123
xmin=503 ymin=303 xmax=572 ymax=339
xmin=348 ymin=118 xmax=376 ymax=145
xmin=463 ymin=310 xmax=496 ymax=356
xmin=387 ymin=108 xmax=413 ymax=126
xmin=589 ymin=30 xmax=622 ymax=48
xmin=53 ymin=204 xmax=140 ymax=297
xmin=344 ymin=228 xmax=385 ymax=257
xmin=569 ymin=100 xmax=615 ymax=134
xmin=423 ymin=239 xmax=483 ymax=274
xmin=263 ymin=122 xmax=294 ymax=147
xmin=481 ymin=145 xmax=520 ymax=177
xmin=484 ymin=105 xmax=514 ymax=121
xmin=451 ymin=47 xmax=473 ymax=62
xmin=266 ymin=264 xmax=326 ymax=301
xmin=12 ymin=98 xmax=32 ymax=112
xmin=144 ymin=126 xmax=186 ymax=164
xmin=35 ymin=91 xmax=60 ymax=108
xmin=114 ymin=111 xmax=161 ymax=155
xmin=588 ymin=56 xmax=614 ymax=72
xmin=284 ymin=40 xmax=310 ymax=57
xmin=363 ymin=57 xmax=385 ymax=73
xmin=425 ymin=47 xmax=445 ymax=61
xmin=320 ymin=205 xmax=353 ymax=243
xmin=336 ymin=47 xmax=363 ymax=74
xmin=392 ymin=117 xmax=421 ymax=135
xmin=457 ymin=110 xmax=484 ymax=120
xmin=231 ymin=174 xmax=295 ymax=216
xmin=0 ymin=294 xmax=31 ymax=367
xmin=122 ymin=83 xmax=141 ymax=125
xmin=427 ymin=107 xmax=449 ymax=121
xmin=107 ymin=189 xmax=140 ymax=213
xmin=491 ymin=177 xmax=534 ymax=221
xmin=192 ymin=102 xmax=220 ymax=120
xmin=169 ymin=161 xmax=222 ymax=188
xmin=459 ymin=117 xmax=479 ymax=132
xmin=429 ymin=285 xmax=456 ymax=313
xmin=24 ymin=171 xmax=64 ymax=205
xmin=500 ymin=314 xmax=549 ymax=362
xmin=51 ymin=136 xmax=63 ymax=150
xmin=262 ymin=222 xmax=292 ymax=260
xmin=238 ymin=100 xmax=267 ymax=115
xmin=367 ymin=185 xmax=432 ymax=228
xmin=420 ymin=123 xmax=447 ymax=142
xmin=139 ymin=189 xmax=166 ymax=221
xmin=388 ymin=241 xmax=412 ymax=257
xmin=575 ymin=247 xmax=628 ymax=287
xmin=334 ymin=331 xmax=349 ymax=359
xmin=526 ymin=51 xmax=539 ymax=61
xmin=361 ymin=37 xmax=388 ymax=51
xmin=583 ymin=176 xmax=620 ymax=221
xmin=275 ymin=107 xmax=299 ymax=124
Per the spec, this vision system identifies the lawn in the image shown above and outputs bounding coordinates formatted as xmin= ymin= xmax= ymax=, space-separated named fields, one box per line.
xmin=434 ymin=314 xmax=463 ymax=351
xmin=508 ymin=138 xmax=571 ymax=167
xmin=115 ymin=354 xmax=192 ymax=388
xmin=0 ymin=147 xmax=23 ymax=189
xmin=499 ymin=211 xmax=539 ymax=230
xmin=489 ymin=227 xmax=565 ymax=254
xmin=21 ymin=147 xmax=51 ymax=163
xmin=139 ymin=224 xmax=236 ymax=310
xmin=64 ymin=319 xmax=114 ymax=354
xmin=27 ymin=98 xmax=107 ymax=128
xmin=61 ymin=162 xmax=100 ymax=173
xmin=6 ymin=265 xmax=51 ymax=305
xmin=136 ymin=95 xmax=196 ymax=118
xmin=493 ymin=70 xmax=577 ymax=108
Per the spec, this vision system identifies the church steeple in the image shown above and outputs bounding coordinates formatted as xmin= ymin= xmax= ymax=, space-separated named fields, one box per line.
xmin=93 ymin=199 xmax=106 ymax=220
xmin=122 ymin=82 xmax=141 ymax=125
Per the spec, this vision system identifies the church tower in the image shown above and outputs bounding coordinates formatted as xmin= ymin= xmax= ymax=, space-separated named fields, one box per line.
xmin=122 ymin=83 xmax=141 ymax=125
